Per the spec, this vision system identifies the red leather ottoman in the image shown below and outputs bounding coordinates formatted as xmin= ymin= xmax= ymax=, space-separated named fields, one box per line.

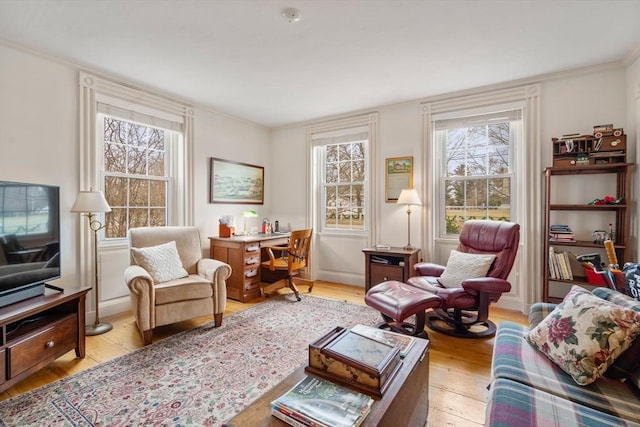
xmin=365 ymin=280 xmax=441 ymax=338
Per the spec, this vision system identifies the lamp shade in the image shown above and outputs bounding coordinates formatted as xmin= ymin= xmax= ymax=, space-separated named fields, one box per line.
xmin=397 ymin=189 xmax=422 ymax=206
xmin=70 ymin=190 xmax=112 ymax=213
xmin=241 ymin=209 xmax=258 ymax=217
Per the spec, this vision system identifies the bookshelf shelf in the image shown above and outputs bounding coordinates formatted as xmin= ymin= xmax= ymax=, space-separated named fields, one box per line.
xmin=542 ymin=163 xmax=632 ymax=302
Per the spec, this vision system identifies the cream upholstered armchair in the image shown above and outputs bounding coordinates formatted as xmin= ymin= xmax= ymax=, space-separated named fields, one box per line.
xmin=124 ymin=226 xmax=231 ymax=345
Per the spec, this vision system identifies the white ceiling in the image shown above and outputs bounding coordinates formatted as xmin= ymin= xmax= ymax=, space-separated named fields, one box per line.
xmin=1 ymin=0 xmax=640 ymax=128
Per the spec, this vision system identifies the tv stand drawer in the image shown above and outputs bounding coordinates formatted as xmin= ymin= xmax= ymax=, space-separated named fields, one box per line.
xmin=8 ymin=314 xmax=78 ymax=378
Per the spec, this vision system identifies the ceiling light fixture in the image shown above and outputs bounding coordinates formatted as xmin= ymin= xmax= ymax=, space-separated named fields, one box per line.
xmin=281 ymin=7 xmax=302 ymax=23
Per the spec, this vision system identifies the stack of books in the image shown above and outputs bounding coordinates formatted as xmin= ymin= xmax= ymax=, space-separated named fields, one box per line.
xmin=271 ymin=375 xmax=374 ymax=427
xmin=549 ymin=224 xmax=576 ymax=243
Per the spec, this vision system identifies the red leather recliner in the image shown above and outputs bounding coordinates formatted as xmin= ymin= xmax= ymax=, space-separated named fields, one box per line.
xmin=407 ymin=220 xmax=520 ymax=338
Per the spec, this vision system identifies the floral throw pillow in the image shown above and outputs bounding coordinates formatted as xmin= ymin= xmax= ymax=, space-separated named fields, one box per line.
xmin=525 ymin=285 xmax=640 ymax=385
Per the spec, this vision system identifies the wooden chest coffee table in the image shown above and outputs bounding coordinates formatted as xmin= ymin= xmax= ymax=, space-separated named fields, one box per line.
xmin=223 ymin=338 xmax=429 ymax=427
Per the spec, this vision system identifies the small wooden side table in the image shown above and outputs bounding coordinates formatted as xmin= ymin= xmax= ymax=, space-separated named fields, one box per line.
xmin=362 ymin=247 xmax=421 ymax=291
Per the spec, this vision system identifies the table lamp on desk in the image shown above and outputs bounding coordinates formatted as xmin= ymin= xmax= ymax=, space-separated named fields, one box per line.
xmin=241 ymin=210 xmax=258 ymax=235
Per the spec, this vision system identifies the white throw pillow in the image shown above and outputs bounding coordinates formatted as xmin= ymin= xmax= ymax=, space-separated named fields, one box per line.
xmin=131 ymin=241 xmax=188 ymax=283
xmin=438 ymin=249 xmax=496 ymax=288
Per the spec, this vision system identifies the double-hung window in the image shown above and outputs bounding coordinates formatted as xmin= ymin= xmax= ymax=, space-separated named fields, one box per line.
xmin=314 ymin=130 xmax=369 ymax=232
xmin=101 ymin=116 xmax=175 ymax=238
xmin=434 ymin=108 xmax=521 ymax=235
xmin=96 ymin=101 xmax=185 ymax=240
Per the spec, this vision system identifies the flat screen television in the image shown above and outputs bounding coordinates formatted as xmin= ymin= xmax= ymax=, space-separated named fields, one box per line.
xmin=0 ymin=181 xmax=61 ymax=307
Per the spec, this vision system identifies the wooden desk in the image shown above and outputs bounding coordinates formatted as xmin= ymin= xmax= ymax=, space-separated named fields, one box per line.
xmin=362 ymin=247 xmax=421 ymax=291
xmin=209 ymin=233 xmax=290 ymax=302
xmin=223 ymin=338 xmax=429 ymax=427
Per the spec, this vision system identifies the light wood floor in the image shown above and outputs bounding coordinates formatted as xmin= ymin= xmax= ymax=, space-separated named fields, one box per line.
xmin=0 ymin=281 xmax=528 ymax=426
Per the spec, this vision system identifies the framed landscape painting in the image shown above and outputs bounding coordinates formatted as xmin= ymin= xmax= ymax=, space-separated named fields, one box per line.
xmin=385 ymin=156 xmax=413 ymax=202
xmin=209 ymin=158 xmax=264 ymax=204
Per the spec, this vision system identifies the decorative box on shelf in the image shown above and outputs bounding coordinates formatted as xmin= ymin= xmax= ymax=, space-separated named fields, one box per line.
xmin=552 ymin=129 xmax=626 ymax=167
xmin=305 ymin=326 xmax=402 ymax=398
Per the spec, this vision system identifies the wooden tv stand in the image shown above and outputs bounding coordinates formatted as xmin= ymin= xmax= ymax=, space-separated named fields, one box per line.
xmin=0 ymin=286 xmax=90 ymax=392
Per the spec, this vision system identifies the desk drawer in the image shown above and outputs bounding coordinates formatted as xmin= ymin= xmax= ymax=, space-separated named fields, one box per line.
xmin=8 ymin=314 xmax=77 ymax=378
xmin=371 ymin=264 xmax=404 ymax=284
xmin=244 ymin=278 xmax=260 ymax=291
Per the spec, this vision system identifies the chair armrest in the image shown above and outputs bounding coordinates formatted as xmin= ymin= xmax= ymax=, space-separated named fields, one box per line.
xmin=414 ymin=262 xmax=445 ymax=277
xmin=197 ymin=258 xmax=232 ymax=283
xmin=528 ymin=302 xmax=557 ymax=328
xmin=262 ymin=244 xmax=289 ymax=271
xmin=197 ymin=258 xmax=231 ymax=313
xmin=125 ymin=264 xmax=152 ymax=285
xmin=124 ymin=265 xmax=155 ymax=331
xmin=461 ymin=277 xmax=511 ymax=295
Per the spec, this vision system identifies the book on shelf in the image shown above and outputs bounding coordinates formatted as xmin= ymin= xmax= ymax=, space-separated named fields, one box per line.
xmin=549 ymin=224 xmax=576 ymax=243
xmin=559 ymin=252 xmax=572 ymax=280
xmin=549 ymin=247 xmax=558 ymax=279
xmin=548 ymin=248 xmax=575 ymax=280
xmin=550 ymin=236 xmax=576 ymax=243
xmin=370 ymin=256 xmax=390 ymax=264
xmin=271 ymin=375 xmax=373 ymax=427
xmin=350 ymin=324 xmax=415 ymax=358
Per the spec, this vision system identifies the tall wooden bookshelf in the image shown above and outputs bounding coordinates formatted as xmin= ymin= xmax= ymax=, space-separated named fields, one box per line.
xmin=542 ymin=163 xmax=633 ymax=303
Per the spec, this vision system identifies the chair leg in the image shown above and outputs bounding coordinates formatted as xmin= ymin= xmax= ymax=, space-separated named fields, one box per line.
xmin=214 ymin=312 xmax=223 ymax=327
xmin=261 ymin=279 xmax=287 ymax=297
xmin=141 ymin=329 xmax=153 ymax=346
xmin=378 ymin=312 xmax=428 ymax=338
xmin=287 ymin=278 xmax=301 ymax=301
xmin=262 ymin=277 xmax=302 ymax=301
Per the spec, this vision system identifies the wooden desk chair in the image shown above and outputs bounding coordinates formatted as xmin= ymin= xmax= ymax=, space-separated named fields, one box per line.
xmin=261 ymin=229 xmax=313 ymax=301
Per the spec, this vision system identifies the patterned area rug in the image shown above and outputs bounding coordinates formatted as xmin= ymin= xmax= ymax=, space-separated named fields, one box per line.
xmin=0 ymin=294 xmax=381 ymax=426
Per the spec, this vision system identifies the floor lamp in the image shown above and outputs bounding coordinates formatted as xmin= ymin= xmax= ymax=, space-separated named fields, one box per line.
xmin=71 ymin=189 xmax=113 ymax=335
xmin=397 ymin=189 xmax=422 ymax=251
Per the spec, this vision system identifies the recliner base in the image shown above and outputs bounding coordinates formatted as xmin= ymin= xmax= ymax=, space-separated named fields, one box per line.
xmin=426 ymin=309 xmax=497 ymax=339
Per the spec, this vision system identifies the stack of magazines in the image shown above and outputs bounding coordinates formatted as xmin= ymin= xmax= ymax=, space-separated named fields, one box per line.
xmin=271 ymin=375 xmax=374 ymax=427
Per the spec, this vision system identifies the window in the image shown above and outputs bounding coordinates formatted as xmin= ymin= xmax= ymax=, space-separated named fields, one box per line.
xmin=323 ymin=140 xmax=366 ymax=230
xmin=313 ymin=130 xmax=369 ymax=232
xmin=434 ymin=109 xmax=521 ymax=235
xmin=100 ymin=115 xmax=180 ymax=239
xmin=0 ymin=185 xmax=52 ymax=235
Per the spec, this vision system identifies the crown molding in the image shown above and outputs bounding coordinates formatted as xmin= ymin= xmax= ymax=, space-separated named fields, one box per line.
xmin=0 ymin=39 xmax=268 ymax=130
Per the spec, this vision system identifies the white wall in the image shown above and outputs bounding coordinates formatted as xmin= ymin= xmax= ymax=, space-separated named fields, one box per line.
xmin=193 ymin=109 xmax=271 ymax=245
xmin=0 ymin=45 xmax=82 ymax=287
xmin=0 ymin=44 xmax=271 ymax=321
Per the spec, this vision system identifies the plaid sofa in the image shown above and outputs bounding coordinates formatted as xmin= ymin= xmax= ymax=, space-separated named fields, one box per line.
xmin=486 ymin=288 xmax=640 ymax=427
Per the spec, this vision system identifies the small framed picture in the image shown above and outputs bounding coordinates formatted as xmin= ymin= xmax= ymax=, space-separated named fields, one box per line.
xmin=385 ymin=157 xmax=413 ymax=202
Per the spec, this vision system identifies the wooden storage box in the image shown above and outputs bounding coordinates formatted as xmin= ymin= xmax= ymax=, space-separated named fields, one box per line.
xmin=219 ymin=224 xmax=234 ymax=238
xmin=306 ymin=326 xmax=402 ymax=398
